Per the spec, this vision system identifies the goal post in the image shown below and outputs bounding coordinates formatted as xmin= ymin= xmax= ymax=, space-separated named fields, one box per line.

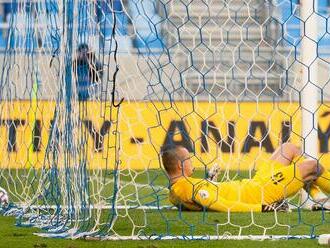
xmin=300 ymin=0 xmax=316 ymax=207
xmin=0 ymin=0 xmax=329 ymax=241
xmin=301 ymin=0 xmax=318 ymax=159
xmin=299 ymin=0 xmax=329 ymax=208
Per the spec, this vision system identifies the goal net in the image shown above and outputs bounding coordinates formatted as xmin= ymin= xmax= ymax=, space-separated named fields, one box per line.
xmin=0 ymin=0 xmax=329 ymax=240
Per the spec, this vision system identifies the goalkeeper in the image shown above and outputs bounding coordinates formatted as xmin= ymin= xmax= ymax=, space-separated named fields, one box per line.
xmin=161 ymin=143 xmax=330 ymax=212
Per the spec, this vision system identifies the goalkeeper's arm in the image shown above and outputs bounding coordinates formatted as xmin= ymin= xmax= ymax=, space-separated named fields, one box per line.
xmin=193 ymin=187 xmax=262 ymax=212
xmin=195 ymin=193 xmax=290 ymax=212
xmin=207 ymin=196 xmax=262 ymax=212
xmin=193 ymin=186 xmax=290 ymax=213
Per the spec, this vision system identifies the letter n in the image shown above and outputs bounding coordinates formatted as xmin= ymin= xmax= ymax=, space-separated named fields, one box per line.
xmin=201 ymin=120 xmax=235 ymax=153
xmin=162 ymin=120 xmax=193 ymax=152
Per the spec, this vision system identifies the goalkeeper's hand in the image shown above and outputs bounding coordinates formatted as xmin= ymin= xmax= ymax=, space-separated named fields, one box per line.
xmin=207 ymin=163 xmax=220 ymax=182
xmin=0 ymin=187 xmax=8 ymax=208
xmin=262 ymin=200 xmax=289 ymax=212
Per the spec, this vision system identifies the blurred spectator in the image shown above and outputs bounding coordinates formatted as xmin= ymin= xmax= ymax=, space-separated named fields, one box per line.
xmin=73 ymin=43 xmax=103 ymax=101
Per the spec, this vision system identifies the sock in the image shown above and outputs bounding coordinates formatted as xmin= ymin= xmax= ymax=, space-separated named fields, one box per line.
xmin=315 ymin=169 xmax=330 ymax=195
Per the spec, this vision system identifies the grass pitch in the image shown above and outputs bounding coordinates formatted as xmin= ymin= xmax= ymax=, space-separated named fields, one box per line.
xmin=0 ymin=169 xmax=329 ymax=247
xmin=0 ymin=216 xmax=323 ymax=248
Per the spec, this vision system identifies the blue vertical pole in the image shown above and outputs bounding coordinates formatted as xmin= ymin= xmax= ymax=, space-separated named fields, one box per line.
xmin=64 ymin=0 xmax=74 ymax=222
xmin=45 ymin=0 xmax=60 ymax=50
xmin=25 ymin=2 xmax=36 ymax=53
xmin=8 ymin=0 xmax=18 ymax=50
xmin=78 ymin=0 xmax=88 ymax=44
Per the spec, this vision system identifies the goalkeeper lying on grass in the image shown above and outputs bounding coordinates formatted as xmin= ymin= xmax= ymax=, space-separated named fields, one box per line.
xmin=161 ymin=143 xmax=330 ymax=212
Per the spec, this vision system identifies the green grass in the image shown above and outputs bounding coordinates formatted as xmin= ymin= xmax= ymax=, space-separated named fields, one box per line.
xmin=0 ymin=169 xmax=329 ymax=247
xmin=0 ymin=216 xmax=323 ymax=248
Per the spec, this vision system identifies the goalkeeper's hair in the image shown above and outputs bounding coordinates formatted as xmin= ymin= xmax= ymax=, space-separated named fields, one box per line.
xmin=161 ymin=145 xmax=186 ymax=174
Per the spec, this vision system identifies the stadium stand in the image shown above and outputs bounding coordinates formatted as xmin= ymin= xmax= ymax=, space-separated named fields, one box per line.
xmin=0 ymin=0 xmax=328 ymax=101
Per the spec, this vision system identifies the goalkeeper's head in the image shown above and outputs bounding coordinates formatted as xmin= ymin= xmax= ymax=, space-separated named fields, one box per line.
xmin=161 ymin=145 xmax=195 ymax=179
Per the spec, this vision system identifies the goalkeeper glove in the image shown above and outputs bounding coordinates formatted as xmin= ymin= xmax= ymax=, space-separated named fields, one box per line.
xmin=207 ymin=163 xmax=220 ymax=182
xmin=0 ymin=187 xmax=8 ymax=208
xmin=262 ymin=200 xmax=289 ymax=212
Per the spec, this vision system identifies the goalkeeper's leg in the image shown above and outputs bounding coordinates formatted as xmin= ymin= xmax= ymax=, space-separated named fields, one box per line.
xmin=309 ymin=166 xmax=330 ymax=211
xmin=269 ymin=143 xmax=327 ymax=199
xmin=269 ymin=142 xmax=302 ymax=166
xmin=314 ymin=166 xmax=330 ymax=195
xmin=296 ymin=160 xmax=330 ymax=196
xmin=254 ymin=157 xmax=321 ymax=204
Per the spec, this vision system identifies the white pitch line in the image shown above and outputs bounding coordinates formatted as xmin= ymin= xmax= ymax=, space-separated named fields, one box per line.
xmin=101 ymin=235 xmax=315 ymax=241
xmin=24 ymin=204 xmax=176 ymax=210
xmin=90 ymin=177 xmax=169 ymax=192
xmin=35 ymin=233 xmax=316 ymax=241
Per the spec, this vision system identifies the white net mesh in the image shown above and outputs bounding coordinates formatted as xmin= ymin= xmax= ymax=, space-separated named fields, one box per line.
xmin=0 ymin=0 xmax=329 ymax=240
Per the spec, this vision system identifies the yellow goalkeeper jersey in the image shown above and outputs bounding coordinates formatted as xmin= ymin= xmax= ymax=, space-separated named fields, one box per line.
xmin=169 ymin=161 xmax=304 ymax=212
xmin=169 ymin=177 xmax=262 ymax=212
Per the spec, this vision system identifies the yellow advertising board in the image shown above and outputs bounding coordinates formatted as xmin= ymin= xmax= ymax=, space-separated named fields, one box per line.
xmin=0 ymin=101 xmax=330 ymax=170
